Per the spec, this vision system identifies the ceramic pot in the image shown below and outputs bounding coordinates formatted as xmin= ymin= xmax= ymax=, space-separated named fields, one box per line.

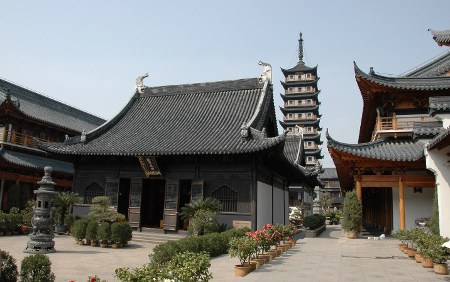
xmin=407 ymin=248 xmax=416 ymax=258
xmin=259 ymin=254 xmax=270 ymax=263
xmin=414 ymin=252 xmax=422 ymax=263
xmin=433 ymin=263 xmax=449 ymax=275
xmin=251 ymin=258 xmax=264 ymax=269
xmin=347 ymin=230 xmax=357 ymax=239
xmin=235 ymin=264 xmax=253 ymax=277
xmin=421 ymin=257 xmax=433 ymax=268
xmin=267 ymin=251 xmax=277 ymax=260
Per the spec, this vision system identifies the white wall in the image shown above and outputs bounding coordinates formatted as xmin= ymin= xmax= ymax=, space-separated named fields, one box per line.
xmin=392 ymin=186 xmax=434 ymax=231
xmin=284 ymin=190 xmax=289 ymax=224
xmin=273 ymin=186 xmax=285 ymax=225
xmin=257 ymin=181 xmax=272 ymax=230
xmin=425 ymin=146 xmax=450 ymax=238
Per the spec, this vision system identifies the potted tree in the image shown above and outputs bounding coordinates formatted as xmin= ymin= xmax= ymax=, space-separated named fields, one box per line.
xmin=429 ymin=235 xmax=450 ymax=275
xmin=341 ymin=190 xmax=362 ymax=239
xmin=85 ymin=220 xmax=98 ymax=246
xmin=97 ymin=222 xmax=111 ymax=248
xmin=228 ymin=236 xmax=257 ymax=277
xmin=54 ymin=192 xmax=79 ymax=235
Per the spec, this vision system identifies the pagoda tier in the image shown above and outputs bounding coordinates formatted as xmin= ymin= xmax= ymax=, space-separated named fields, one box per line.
xmin=280 ymin=105 xmax=320 ymax=114
xmin=280 ymin=79 xmax=319 ymax=89
xmin=280 ymin=91 xmax=321 ymax=101
xmin=281 ymin=64 xmax=317 ymax=76
xmin=279 ymin=119 xmax=321 ymax=128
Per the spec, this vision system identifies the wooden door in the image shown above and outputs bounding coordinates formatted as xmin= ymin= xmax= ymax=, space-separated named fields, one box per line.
xmin=191 ymin=180 xmax=204 ymax=202
xmin=163 ymin=179 xmax=179 ymax=231
xmin=128 ymin=179 xmax=142 ymax=229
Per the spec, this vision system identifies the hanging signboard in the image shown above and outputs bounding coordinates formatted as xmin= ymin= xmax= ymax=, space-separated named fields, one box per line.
xmin=137 ymin=156 xmax=162 ymax=177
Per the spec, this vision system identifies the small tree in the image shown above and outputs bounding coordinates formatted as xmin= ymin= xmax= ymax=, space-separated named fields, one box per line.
xmin=179 ymin=198 xmax=221 ymax=221
xmin=428 ymin=190 xmax=439 ymax=235
xmin=341 ymin=190 xmax=362 ymax=233
xmin=88 ymin=196 xmax=124 ymax=223
xmin=20 ymin=254 xmax=55 ymax=282
xmin=187 ymin=209 xmax=219 ymax=236
xmin=319 ymin=192 xmax=333 ymax=213
xmin=0 ymin=250 xmax=18 ymax=282
xmin=54 ymin=192 xmax=80 ymax=226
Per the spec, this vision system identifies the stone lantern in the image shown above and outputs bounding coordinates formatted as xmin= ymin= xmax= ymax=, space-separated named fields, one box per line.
xmin=24 ymin=166 xmax=57 ymax=253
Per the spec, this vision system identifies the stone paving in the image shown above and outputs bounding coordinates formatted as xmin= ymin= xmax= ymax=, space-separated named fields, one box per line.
xmin=0 ymin=226 xmax=449 ymax=281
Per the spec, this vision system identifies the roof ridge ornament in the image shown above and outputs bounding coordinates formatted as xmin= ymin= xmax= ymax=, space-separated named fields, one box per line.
xmin=258 ymin=61 xmax=272 ymax=83
xmin=136 ymin=73 xmax=149 ymax=94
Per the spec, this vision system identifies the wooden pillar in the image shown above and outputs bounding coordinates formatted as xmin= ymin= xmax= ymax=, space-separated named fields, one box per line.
xmin=355 ymin=176 xmax=362 ymax=202
xmin=399 ymin=176 xmax=405 ymax=230
xmin=0 ymin=179 xmax=4 ymax=210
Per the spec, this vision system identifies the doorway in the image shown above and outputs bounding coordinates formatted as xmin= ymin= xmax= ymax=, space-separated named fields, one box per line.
xmin=178 ymin=180 xmax=192 ymax=229
xmin=141 ymin=179 xmax=165 ymax=228
xmin=118 ymin=178 xmax=130 ymax=218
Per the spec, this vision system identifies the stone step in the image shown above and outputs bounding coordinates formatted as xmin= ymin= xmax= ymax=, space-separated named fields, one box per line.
xmin=131 ymin=229 xmax=187 ymax=244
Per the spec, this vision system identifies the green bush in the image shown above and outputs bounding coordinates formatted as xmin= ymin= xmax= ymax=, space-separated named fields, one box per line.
xmin=341 ymin=190 xmax=362 ymax=232
xmin=303 ymin=214 xmax=326 ymax=230
xmin=188 ymin=209 xmax=219 ymax=236
xmin=115 ymin=262 xmax=163 ymax=282
xmin=88 ymin=196 xmax=125 ymax=223
xmin=118 ymin=221 xmax=132 ymax=243
xmin=20 ymin=254 xmax=55 ymax=282
xmin=0 ymin=250 xmax=18 ymax=282
xmin=150 ymin=228 xmax=248 ymax=265
xmin=85 ymin=220 xmax=98 ymax=242
xmin=428 ymin=190 xmax=440 ymax=235
xmin=179 ymin=197 xmax=222 ymax=221
xmin=64 ymin=214 xmax=75 ymax=231
xmin=167 ymin=251 xmax=212 ymax=282
xmin=71 ymin=219 xmax=88 ymax=241
xmin=111 ymin=222 xmax=121 ymax=243
xmin=97 ymin=222 xmax=111 ymax=244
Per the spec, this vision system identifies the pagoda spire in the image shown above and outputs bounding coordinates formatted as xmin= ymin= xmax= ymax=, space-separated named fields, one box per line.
xmin=298 ymin=32 xmax=304 ymax=63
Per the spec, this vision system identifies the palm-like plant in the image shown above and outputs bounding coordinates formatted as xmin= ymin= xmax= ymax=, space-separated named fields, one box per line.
xmin=179 ymin=197 xmax=222 ymax=220
xmin=54 ymin=192 xmax=80 ymax=226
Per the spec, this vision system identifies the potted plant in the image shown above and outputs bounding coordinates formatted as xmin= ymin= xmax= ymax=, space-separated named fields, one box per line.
xmin=341 ymin=190 xmax=362 ymax=238
xmin=85 ymin=220 xmax=98 ymax=246
xmin=97 ymin=222 xmax=111 ymax=248
xmin=228 ymin=236 xmax=257 ymax=277
xmin=429 ymin=235 xmax=450 ymax=275
xmin=20 ymin=254 xmax=55 ymax=282
xmin=71 ymin=219 xmax=88 ymax=244
xmin=118 ymin=221 xmax=132 ymax=246
xmin=1 ymin=250 xmax=19 ymax=282
xmin=54 ymin=192 xmax=79 ymax=235
xmin=110 ymin=222 xmax=121 ymax=248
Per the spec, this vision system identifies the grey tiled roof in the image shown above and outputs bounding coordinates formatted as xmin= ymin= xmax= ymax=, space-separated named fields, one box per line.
xmin=327 ymin=132 xmax=424 ymax=162
xmin=0 ymin=149 xmax=73 ymax=174
xmin=0 ymin=78 xmax=105 ymax=133
xmin=405 ymin=51 xmax=450 ymax=77
xmin=281 ymin=63 xmax=317 ymax=76
xmin=283 ymin=134 xmax=321 ymax=179
xmin=427 ymin=127 xmax=450 ymax=150
xmin=319 ymin=168 xmax=337 ymax=180
xmin=39 ymin=78 xmax=286 ymax=156
xmin=280 ymin=105 xmax=319 ymax=114
xmin=354 ymin=63 xmax=450 ymax=90
xmin=280 ymin=92 xmax=320 ymax=101
xmin=429 ymin=96 xmax=450 ymax=114
xmin=429 ymin=29 xmax=450 ymax=46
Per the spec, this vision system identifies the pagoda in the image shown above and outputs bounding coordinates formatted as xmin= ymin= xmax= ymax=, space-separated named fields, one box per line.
xmin=279 ymin=33 xmax=322 ymax=168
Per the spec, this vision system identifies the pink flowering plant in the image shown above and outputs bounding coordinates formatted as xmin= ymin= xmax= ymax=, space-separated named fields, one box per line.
xmin=262 ymin=223 xmax=282 ymax=247
xmin=228 ymin=236 xmax=257 ymax=266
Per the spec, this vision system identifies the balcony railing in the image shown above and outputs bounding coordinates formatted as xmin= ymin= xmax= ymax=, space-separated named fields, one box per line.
xmin=285 ymin=75 xmax=316 ymax=82
xmin=373 ymin=114 xmax=437 ymax=140
xmin=0 ymin=129 xmax=52 ymax=149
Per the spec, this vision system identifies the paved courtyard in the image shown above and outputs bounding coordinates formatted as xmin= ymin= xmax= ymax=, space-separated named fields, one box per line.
xmin=1 ymin=226 xmax=449 ymax=281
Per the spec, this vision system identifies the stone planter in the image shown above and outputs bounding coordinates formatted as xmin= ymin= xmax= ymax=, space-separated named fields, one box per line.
xmin=235 ymin=264 xmax=253 ymax=277
xmin=433 ymin=263 xmax=449 ymax=275
xmin=421 ymin=257 xmax=433 ymax=268
xmin=305 ymin=225 xmax=326 ymax=238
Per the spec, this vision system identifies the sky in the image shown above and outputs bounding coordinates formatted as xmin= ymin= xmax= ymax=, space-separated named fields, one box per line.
xmin=1 ymin=1 xmax=450 ymax=167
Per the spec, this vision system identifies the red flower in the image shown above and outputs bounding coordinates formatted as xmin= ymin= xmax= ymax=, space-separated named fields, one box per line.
xmin=91 ymin=277 xmax=96 ymax=282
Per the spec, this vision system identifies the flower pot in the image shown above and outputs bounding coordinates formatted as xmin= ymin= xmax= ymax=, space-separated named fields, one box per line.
xmin=259 ymin=254 xmax=270 ymax=263
xmin=421 ymin=257 xmax=433 ymax=268
xmin=248 ymin=262 xmax=257 ymax=271
xmin=100 ymin=243 xmax=108 ymax=248
xmin=251 ymin=258 xmax=264 ymax=269
xmin=414 ymin=253 xmax=422 ymax=263
xmin=407 ymin=248 xmax=416 ymax=258
xmin=347 ymin=230 xmax=357 ymax=239
xmin=267 ymin=251 xmax=277 ymax=260
xmin=398 ymin=244 xmax=407 ymax=252
xmin=91 ymin=241 xmax=98 ymax=247
xmin=281 ymin=243 xmax=290 ymax=251
xmin=275 ymin=248 xmax=282 ymax=256
xmin=235 ymin=264 xmax=253 ymax=277
xmin=433 ymin=263 xmax=449 ymax=275
xmin=112 ymin=243 xmax=120 ymax=249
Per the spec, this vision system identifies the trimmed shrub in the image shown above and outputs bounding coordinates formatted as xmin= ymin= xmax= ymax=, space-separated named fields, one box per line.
xmin=303 ymin=214 xmax=326 ymax=230
xmin=341 ymin=190 xmax=362 ymax=232
xmin=0 ymin=250 xmax=18 ymax=282
xmin=119 ymin=221 xmax=132 ymax=243
xmin=110 ymin=222 xmax=121 ymax=243
xmin=167 ymin=251 xmax=212 ymax=282
xmin=188 ymin=209 xmax=219 ymax=236
xmin=20 ymin=254 xmax=55 ymax=282
xmin=97 ymin=222 xmax=111 ymax=244
xmin=85 ymin=220 xmax=98 ymax=242
xmin=71 ymin=219 xmax=88 ymax=241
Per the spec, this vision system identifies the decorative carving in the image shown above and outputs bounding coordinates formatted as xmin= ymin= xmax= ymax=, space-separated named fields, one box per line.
xmin=258 ymin=61 xmax=272 ymax=83
xmin=240 ymin=122 xmax=249 ymax=139
xmin=136 ymin=73 xmax=149 ymax=94
xmin=80 ymin=130 xmax=86 ymax=142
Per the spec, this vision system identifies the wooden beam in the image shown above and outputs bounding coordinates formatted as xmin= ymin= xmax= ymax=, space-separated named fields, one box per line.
xmin=360 ymin=175 xmax=435 ymax=188
xmin=399 ymin=177 xmax=405 ymax=230
xmin=355 ymin=176 xmax=362 ymax=202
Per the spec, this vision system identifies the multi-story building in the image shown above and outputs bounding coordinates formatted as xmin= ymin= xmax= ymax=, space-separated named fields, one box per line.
xmin=279 ymin=33 xmax=322 ymax=168
xmin=318 ymin=168 xmax=343 ymax=210
xmin=0 ymin=78 xmax=105 ymax=211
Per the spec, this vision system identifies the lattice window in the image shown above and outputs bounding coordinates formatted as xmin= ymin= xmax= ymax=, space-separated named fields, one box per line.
xmin=84 ymin=182 xmax=105 ymax=204
xmin=211 ymin=185 xmax=237 ymax=213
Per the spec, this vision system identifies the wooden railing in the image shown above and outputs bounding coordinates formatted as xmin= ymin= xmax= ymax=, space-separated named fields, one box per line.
xmin=0 ymin=130 xmax=51 ymax=149
xmin=375 ymin=114 xmax=435 ymax=131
